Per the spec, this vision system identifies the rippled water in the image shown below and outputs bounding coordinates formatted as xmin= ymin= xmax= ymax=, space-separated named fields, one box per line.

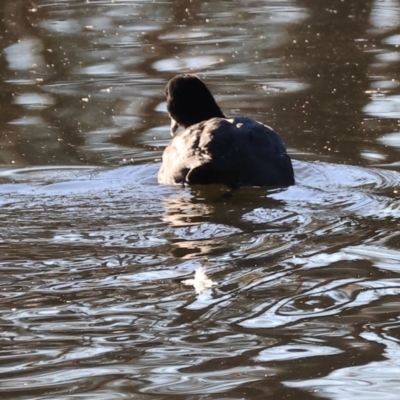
xmin=2 ymin=0 xmax=400 ymax=399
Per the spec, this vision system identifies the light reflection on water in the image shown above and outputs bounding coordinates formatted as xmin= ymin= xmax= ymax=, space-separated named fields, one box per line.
xmin=0 ymin=160 xmax=400 ymax=398
xmin=1 ymin=0 xmax=400 ymax=399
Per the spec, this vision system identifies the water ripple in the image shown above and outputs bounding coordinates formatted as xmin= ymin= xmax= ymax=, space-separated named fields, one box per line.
xmin=1 ymin=154 xmax=400 ymax=399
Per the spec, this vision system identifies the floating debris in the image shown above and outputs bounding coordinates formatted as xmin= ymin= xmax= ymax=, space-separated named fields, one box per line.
xmin=119 ymin=158 xmax=135 ymax=165
xmin=182 ymin=267 xmax=217 ymax=294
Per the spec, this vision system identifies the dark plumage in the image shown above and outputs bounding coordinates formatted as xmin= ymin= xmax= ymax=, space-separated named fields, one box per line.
xmin=158 ymin=74 xmax=294 ymax=188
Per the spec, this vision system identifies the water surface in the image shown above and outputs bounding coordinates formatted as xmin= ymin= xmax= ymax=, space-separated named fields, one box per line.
xmin=1 ymin=0 xmax=400 ymax=399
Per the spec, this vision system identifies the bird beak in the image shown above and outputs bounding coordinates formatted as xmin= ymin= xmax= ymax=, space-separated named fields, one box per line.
xmin=170 ymin=118 xmax=179 ymax=136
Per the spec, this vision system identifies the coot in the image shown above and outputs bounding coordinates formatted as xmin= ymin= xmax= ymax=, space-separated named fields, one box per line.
xmin=158 ymin=74 xmax=294 ymax=188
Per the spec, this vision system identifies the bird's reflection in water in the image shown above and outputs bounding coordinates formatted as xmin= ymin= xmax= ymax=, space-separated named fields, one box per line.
xmin=161 ymin=184 xmax=294 ymax=259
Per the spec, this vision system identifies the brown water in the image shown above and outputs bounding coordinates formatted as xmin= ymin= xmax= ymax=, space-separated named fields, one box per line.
xmin=1 ymin=0 xmax=400 ymax=399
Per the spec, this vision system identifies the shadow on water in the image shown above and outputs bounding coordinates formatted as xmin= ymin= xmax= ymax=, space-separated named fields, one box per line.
xmin=1 ymin=0 xmax=400 ymax=399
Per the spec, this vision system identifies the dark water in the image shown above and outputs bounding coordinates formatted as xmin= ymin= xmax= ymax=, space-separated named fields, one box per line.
xmin=1 ymin=0 xmax=400 ymax=399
